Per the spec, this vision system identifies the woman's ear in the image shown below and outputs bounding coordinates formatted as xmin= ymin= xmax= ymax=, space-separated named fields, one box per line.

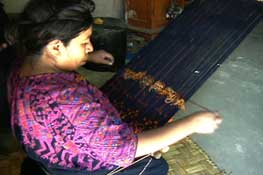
xmin=45 ymin=40 xmax=66 ymax=58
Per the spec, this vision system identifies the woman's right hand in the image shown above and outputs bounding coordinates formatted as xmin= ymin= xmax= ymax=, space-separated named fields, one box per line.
xmin=135 ymin=110 xmax=222 ymax=158
xmin=189 ymin=111 xmax=223 ymax=134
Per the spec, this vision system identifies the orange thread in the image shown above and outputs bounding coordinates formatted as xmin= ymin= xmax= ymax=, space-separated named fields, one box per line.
xmin=123 ymin=69 xmax=185 ymax=110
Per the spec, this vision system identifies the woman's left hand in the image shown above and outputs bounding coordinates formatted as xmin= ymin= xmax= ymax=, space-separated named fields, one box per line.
xmin=0 ymin=42 xmax=8 ymax=52
xmin=88 ymin=50 xmax=114 ymax=65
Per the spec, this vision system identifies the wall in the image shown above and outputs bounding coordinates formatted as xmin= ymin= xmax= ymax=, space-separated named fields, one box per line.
xmin=2 ymin=0 xmax=124 ymax=18
xmin=3 ymin=0 xmax=29 ymax=13
xmin=93 ymin=0 xmax=124 ymax=19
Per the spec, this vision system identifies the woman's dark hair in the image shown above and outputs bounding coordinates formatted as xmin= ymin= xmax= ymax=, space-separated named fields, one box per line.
xmin=5 ymin=0 xmax=95 ymax=57
xmin=0 ymin=1 xmax=9 ymax=43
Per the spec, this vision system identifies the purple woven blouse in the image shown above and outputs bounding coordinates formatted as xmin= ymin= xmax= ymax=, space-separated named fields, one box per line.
xmin=8 ymin=71 xmax=137 ymax=173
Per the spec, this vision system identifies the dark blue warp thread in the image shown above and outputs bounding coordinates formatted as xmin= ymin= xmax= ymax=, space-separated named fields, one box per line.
xmin=101 ymin=0 xmax=263 ymax=131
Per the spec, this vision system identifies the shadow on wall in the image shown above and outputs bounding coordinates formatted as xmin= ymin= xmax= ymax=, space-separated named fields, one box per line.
xmin=0 ymin=1 xmax=20 ymax=154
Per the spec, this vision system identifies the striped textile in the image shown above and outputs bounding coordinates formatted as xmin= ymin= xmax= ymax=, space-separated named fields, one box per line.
xmin=101 ymin=0 xmax=262 ymax=132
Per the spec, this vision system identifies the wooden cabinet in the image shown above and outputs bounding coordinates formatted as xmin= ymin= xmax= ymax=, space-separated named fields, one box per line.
xmin=126 ymin=0 xmax=171 ymax=39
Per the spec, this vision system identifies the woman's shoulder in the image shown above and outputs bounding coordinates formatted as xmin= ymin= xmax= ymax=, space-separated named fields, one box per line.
xmin=18 ymin=71 xmax=81 ymax=86
xmin=21 ymin=72 xmax=98 ymax=104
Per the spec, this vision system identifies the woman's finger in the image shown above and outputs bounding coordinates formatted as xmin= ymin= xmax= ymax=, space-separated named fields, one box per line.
xmin=161 ymin=146 xmax=170 ymax=153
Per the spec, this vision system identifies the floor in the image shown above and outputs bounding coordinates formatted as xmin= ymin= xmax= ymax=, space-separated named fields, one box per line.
xmin=80 ymin=21 xmax=263 ymax=175
xmin=171 ymin=21 xmax=263 ymax=175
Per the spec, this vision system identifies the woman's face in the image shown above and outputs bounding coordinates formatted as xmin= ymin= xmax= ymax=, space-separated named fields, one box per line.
xmin=56 ymin=27 xmax=94 ymax=71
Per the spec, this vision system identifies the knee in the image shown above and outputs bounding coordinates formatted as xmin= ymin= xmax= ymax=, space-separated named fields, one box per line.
xmin=150 ymin=157 xmax=169 ymax=174
xmin=159 ymin=157 xmax=169 ymax=174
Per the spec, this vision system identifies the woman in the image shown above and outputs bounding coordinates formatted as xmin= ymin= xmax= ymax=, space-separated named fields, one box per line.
xmin=6 ymin=0 xmax=222 ymax=174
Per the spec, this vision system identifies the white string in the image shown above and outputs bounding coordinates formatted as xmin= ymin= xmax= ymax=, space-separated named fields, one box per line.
xmin=107 ymin=154 xmax=151 ymax=175
xmin=138 ymin=157 xmax=152 ymax=175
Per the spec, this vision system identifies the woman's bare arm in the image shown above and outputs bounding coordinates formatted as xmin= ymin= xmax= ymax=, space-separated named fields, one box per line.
xmin=135 ymin=111 xmax=222 ymax=157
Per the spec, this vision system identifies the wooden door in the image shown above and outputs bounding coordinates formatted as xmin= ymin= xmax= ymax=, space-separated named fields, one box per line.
xmin=127 ymin=0 xmax=171 ymax=29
